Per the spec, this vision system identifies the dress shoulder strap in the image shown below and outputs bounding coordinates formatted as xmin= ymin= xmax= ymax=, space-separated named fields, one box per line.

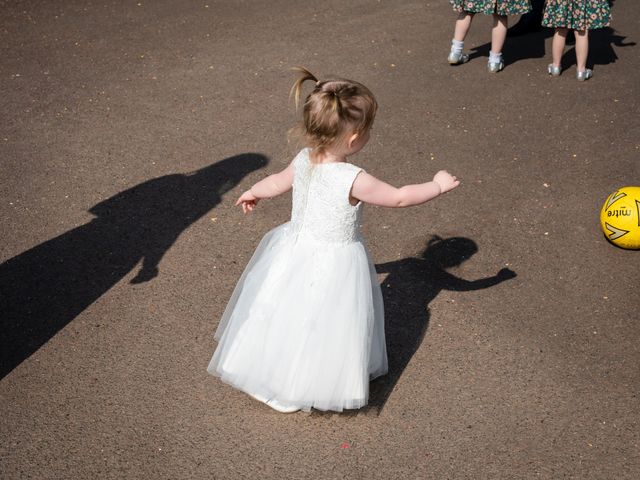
xmin=293 ymin=148 xmax=311 ymax=169
xmin=329 ymin=162 xmax=364 ymax=204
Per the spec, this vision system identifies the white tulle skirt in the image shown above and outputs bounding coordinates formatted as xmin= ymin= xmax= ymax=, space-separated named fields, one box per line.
xmin=208 ymin=222 xmax=388 ymax=412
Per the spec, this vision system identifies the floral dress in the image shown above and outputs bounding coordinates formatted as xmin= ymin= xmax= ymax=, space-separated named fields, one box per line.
xmin=542 ymin=0 xmax=611 ymax=30
xmin=450 ymin=0 xmax=531 ymax=16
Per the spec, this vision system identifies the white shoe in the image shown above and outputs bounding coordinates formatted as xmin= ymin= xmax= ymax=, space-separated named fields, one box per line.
xmin=487 ymin=59 xmax=504 ymax=73
xmin=266 ymin=399 xmax=300 ymax=413
xmin=249 ymin=391 xmax=300 ymax=413
xmin=448 ymin=51 xmax=469 ymax=65
xmin=547 ymin=64 xmax=561 ymax=76
xmin=249 ymin=391 xmax=270 ymax=404
xmin=576 ymin=68 xmax=593 ymax=81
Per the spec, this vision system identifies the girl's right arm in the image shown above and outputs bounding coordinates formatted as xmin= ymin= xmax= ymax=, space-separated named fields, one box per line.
xmin=235 ymin=161 xmax=295 ymax=214
xmin=351 ymin=170 xmax=459 ymax=208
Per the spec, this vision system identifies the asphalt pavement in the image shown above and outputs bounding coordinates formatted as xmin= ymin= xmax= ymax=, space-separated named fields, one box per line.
xmin=1 ymin=1 xmax=639 ymax=478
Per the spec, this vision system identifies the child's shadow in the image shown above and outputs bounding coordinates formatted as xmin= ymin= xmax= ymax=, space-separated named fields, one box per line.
xmin=367 ymin=235 xmax=516 ymax=413
xmin=470 ymin=26 xmax=634 ymax=69
xmin=0 ymin=153 xmax=268 ymax=379
xmin=579 ymin=27 xmax=635 ymax=68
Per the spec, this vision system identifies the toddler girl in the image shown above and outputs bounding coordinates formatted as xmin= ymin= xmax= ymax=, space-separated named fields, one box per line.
xmin=448 ymin=0 xmax=532 ymax=72
xmin=207 ymin=67 xmax=459 ymax=413
xmin=542 ymin=0 xmax=611 ymax=80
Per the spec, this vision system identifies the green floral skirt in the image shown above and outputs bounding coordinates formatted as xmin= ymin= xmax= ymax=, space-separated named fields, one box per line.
xmin=542 ymin=0 xmax=611 ymax=30
xmin=450 ymin=0 xmax=531 ymax=16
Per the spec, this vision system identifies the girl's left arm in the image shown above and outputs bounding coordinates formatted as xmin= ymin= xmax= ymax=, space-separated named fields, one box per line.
xmin=235 ymin=161 xmax=295 ymax=214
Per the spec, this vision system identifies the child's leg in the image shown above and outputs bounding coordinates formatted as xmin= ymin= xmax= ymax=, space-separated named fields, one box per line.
xmin=490 ymin=14 xmax=508 ymax=56
xmin=551 ymin=27 xmax=568 ymax=67
xmin=449 ymin=11 xmax=474 ymax=64
xmin=574 ymin=29 xmax=589 ymax=71
xmin=453 ymin=11 xmax=474 ymax=42
xmin=487 ymin=14 xmax=507 ymax=71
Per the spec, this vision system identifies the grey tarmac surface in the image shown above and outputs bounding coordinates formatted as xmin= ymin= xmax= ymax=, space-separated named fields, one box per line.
xmin=1 ymin=1 xmax=639 ymax=479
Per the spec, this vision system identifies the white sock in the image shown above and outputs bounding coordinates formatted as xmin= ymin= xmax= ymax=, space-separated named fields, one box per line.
xmin=489 ymin=51 xmax=502 ymax=63
xmin=451 ymin=39 xmax=464 ymax=55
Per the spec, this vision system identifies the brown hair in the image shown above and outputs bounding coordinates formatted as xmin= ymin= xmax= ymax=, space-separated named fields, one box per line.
xmin=289 ymin=67 xmax=377 ymax=156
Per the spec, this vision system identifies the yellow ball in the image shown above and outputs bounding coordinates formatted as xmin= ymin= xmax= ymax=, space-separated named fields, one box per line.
xmin=600 ymin=186 xmax=640 ymax=250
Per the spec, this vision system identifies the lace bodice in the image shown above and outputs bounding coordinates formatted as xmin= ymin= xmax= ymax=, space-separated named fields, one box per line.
xmin=290 ymin=148 xmax=363 ymax=244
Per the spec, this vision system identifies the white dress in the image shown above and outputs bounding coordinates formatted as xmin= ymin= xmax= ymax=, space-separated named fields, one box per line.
xmin=208 ymin=148 xmax=388 ymax=412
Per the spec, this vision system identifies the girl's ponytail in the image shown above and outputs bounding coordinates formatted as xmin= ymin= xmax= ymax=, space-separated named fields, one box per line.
xmin=289 ymin=67 xmax=377 ymax=158
xmin=290 ymin=66 xmax=318 ymax=109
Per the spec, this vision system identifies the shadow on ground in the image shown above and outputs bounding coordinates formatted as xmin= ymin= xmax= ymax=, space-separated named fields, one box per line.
xmin=471 ymin=27 xmax=552 ymax=66
xmin=587 ymin=27 xmax=635 ymax=68
xmin=0 ymin=153 xmax=268 ymax=379
xmin=470 ymin=25 xmax=634 ymax=70
xmin=312 ymin=236 xmax=516 ymax=417
xmin=368 ymin=235 xmax=516 ymax=413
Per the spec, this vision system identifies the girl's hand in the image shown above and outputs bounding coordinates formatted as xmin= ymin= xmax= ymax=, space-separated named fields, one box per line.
xmin=235 ymin=190 xmax=259 ymax=214
xmin=433 ymin=170 xmax=460 ymax=194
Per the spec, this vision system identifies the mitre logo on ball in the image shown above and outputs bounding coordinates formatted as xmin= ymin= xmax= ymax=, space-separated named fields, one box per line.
xmin=600 ymin=186 xmax=640 ymax=250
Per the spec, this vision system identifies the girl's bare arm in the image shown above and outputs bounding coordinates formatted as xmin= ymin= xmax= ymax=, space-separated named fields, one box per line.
xmin=236 ymin=162 xmax=295 ymax=213
xmin=351 ymin=170 xmax=459 ymax=208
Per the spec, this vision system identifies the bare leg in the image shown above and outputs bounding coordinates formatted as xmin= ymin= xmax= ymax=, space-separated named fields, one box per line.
xmin=574 ymin=29 xmax=589 ymax=71
xmin=552 ymin=27 xmax=568 ymax=67
xmin=491 ymin=14 xmax=508 ymax=54
xmin=453 ymin=11 xmax=474 ymax=42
